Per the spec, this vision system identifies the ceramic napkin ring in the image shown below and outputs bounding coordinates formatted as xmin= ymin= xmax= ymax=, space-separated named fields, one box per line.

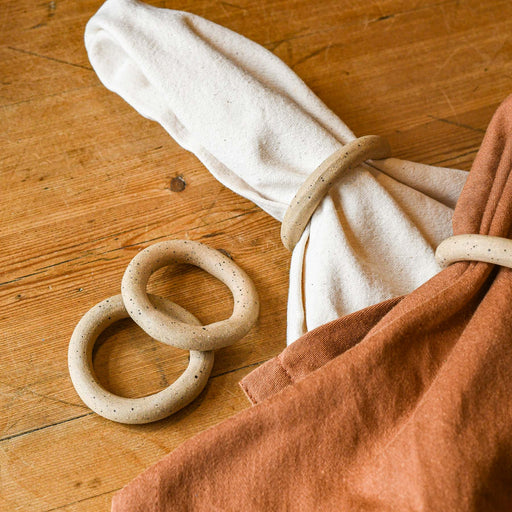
xmin=281 ymin=135 xmax=391 ymax=251
xmin=436 ymin=234 xmax=512 ymax=269
xmin=68 ymin=240 xmax=259 ymax=424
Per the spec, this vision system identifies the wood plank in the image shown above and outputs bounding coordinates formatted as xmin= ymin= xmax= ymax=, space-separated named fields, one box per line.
xmin=1 ymin=366 xmax=256 ymax=512
xmin=50 ymin=490 xmax=117 ymax=512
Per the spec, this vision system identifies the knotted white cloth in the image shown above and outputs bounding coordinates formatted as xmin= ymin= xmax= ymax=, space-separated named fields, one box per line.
xmin=85 ymin=0 xmax=468 ymax=344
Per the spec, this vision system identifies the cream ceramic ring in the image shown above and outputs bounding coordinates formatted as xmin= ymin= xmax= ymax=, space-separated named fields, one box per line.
xmin=281 ymin=135 xmax=391 ymax=251
xmin=68 ymin=294 xmax=214 ymax=424
xmin=121 ymin=240 xmax=259 ymax=351
xmin=435 ymin=234 xmax=512 ymax=268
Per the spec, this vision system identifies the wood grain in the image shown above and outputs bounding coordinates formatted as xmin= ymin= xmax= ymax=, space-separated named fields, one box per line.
xmin=2 ymin=0 xmax=512 ymax=510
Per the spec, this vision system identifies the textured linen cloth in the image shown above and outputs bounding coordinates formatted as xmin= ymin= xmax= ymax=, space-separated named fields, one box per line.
xmin=111 ymin=96 xmax=512 ymax=511
xmin=85 ymin=0 xmax=468 ymax=344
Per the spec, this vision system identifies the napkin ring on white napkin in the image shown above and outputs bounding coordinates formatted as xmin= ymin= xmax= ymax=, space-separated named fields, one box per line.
xmin=281 ymin=135 xmax=391 ymax=251
xmin=436 ymin=234 xmax=512 ymax=268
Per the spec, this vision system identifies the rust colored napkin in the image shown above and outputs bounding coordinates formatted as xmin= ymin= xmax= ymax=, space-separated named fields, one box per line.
xmin=112 ymin=97 xmax=512 ymax=511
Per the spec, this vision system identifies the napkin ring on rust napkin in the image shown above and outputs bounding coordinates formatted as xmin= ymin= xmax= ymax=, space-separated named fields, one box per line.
xmin=436 ymin=234 xmax=512 ymax=268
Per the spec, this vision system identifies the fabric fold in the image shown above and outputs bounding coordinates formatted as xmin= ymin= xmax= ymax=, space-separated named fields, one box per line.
xmin=85 ymin=0 xmax=468 ymax=343
xmin=112 ymin=96 xmax=512 ymax=511
xmin=240 ymin=296 xmax=402 ymax=404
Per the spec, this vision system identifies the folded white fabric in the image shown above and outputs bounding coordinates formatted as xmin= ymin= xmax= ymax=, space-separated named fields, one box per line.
xmin=85 ymin=0 xmax=468 ymax=344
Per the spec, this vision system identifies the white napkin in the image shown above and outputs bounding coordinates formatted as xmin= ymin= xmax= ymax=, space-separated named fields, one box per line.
xmin=85 ymin=0 xmax=468 ymax=344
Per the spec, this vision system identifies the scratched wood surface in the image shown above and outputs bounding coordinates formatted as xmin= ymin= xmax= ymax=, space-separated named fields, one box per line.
xmin=2 ymin=0 xmax=512 ymax=509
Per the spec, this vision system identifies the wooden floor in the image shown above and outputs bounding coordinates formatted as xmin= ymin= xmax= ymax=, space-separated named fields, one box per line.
xmin=2 ymin=0 xmax=512 ymax=510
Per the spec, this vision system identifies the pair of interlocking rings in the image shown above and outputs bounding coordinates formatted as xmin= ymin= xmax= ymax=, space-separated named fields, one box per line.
xmin=68 ymin=240 xmax=259 ymax=424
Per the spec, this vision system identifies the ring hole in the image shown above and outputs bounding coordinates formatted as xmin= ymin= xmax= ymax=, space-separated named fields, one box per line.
xmin=93 ymin=318 xmax=191 ymax=398
xmin=146 ymin=262 xmax=234 ymax=325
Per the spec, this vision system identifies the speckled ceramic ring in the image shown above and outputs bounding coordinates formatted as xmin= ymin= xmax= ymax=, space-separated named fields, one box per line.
xmin=435 ymin=234 xmax=512 ymax=268
xmin=281 ymin=135 xmax=391 ymax=251
xmin=121 ymin=240 xmax=260 ymax=351
xmin=68 ymin=294 xmax=214 ymax=424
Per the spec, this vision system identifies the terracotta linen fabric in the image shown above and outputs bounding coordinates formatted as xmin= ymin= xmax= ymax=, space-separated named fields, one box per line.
xmin=112 ymin=97 xmax=512 ymax=511
xmin=241 ymin=296 xmax=403 ymax=404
